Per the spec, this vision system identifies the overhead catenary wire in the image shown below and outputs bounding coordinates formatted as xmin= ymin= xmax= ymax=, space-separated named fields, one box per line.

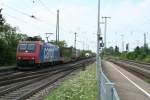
xmin=1 ymin=3 xmax=58 ymax=28
xmin=5 ymin=10 xmax=67 ymax=37
xmin=1 ymin=1 xmax=76 ymax=40
xmin=2 ymin=3 xmax=57 ymax=24
xmin=38 ymin=0 xmax=73 ymax=32
xmin=2 ymin=4 xmax=39 ymax=20
xmin=1 ymin=6 xmax=56 ymax=33
xmin=37 ymin=0 xmax=70 ymax=33
xmin=1 ymin=1 xmax=88 ymax=49
xmin=25 ymin=0 xmax=70 ymax=35
xmin=3 ymin=13 xmax=29 ymax=24
xmin=38 ymin=0 xmax=56 ymax=16
xmin=8 ymin=6 xmax=31 ymax=18
xmin=3 ymin=13 xmax=53 ymax=33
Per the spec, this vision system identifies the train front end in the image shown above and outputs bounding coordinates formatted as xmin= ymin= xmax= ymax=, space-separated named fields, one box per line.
xmin=16 ymin=41 xmax=39 ymax=68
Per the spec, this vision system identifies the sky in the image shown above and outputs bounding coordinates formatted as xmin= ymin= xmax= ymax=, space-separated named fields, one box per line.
xmin=0 ymin=0 xmax=150 ymax=52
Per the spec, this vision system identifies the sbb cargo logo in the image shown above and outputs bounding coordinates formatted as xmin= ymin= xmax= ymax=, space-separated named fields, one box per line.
xmin=44 ymin=48 xmax=51 ymax=59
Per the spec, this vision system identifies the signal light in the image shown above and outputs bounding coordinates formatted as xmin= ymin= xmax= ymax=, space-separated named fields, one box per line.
xmin=100 ymin=43 xmax=104 ymax=47
xmin=99 ymin=37 xmax=103 ymax=40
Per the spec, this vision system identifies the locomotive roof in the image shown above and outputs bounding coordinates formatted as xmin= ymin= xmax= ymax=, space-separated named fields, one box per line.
xmin=19 ymin=41 xmax=43 ymax=44
xmin=44 ymin=42 xmax=59 ymax=48
xmin=19 ymin=41 xmax=59 ymax=48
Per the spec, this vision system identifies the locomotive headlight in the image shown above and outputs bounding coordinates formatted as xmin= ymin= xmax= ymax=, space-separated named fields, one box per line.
xmin=18 ymin=57 xmax=21 ymax=59
xmin=32 ymin=57 xmax=35 ymax=60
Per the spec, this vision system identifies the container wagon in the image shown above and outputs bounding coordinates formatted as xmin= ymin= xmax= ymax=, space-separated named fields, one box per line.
xmin=59 ymin=47 xmax=80 ymax=63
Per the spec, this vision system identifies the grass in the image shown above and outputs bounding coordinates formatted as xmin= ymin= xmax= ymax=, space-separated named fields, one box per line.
xmin=44 ymin=63 xmax=97 ymax=100
xmin=145 ymin=80 xmax=150 ymax=84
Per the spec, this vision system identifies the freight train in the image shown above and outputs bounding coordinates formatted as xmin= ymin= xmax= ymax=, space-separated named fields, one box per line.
xmin=16 ymin=39 xmax=81 ymax=69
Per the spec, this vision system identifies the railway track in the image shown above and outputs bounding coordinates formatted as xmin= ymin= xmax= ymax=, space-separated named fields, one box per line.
xmin=119 ymin=60 xmax=150 ymax=70
xmin=0 ymin=67 xmax=18 ymax=76
xmin=0 ymin=57 xmax=95 ymax=100
xmin=0 ymin=58 xmax=92 ymax=86
xmin=108 ymin=59 xmax=150 ymax=80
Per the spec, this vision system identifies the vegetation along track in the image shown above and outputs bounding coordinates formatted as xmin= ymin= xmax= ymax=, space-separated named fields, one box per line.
xmin=0 ymin=57 xmax=95 ymax=100
xmin=108 ymin=59 xmax=150 ymax=80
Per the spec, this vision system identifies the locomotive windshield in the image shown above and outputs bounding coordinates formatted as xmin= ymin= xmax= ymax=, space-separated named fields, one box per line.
xmin=18 ymin=43 xmax=35 ymax=52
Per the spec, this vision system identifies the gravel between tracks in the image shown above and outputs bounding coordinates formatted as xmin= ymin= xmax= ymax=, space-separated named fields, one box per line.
xmin=0 ymin=57 xmax=95 ymax=100
xmin=109 ymin=59 xmax=150 ymax=80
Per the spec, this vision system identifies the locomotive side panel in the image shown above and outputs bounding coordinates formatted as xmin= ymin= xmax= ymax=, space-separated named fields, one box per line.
xmin=53 ymin=47 xmax=60 ymax=61
xmin=38 ymin=43 xmax=60 ymax=63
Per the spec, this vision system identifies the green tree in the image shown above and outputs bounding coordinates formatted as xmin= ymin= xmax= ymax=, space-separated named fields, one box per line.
xmin=49 ymin=40 xmax=67 ymax=47
xmin=0 ymin=9 xmax=28 ymax=65
xmin=114 ymin=46 xmax=120 ymax=56
xmin=105 ymin=47 xmax=114 ymax=55
xmin=0 ymin=8 xmax=5 ymax=26
xmin=0 ymin=39 xmax=7 ymax=65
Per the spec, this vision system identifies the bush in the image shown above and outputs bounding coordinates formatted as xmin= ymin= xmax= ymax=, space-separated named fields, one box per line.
xmin=143 ymin=55 xmax=150 ymax=62
xmin=136 ymin=53 xmax=146 ymax=60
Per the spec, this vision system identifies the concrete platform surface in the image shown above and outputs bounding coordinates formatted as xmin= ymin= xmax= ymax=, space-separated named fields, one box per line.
xmin=102 ymin=61 xmax=150 ymax=100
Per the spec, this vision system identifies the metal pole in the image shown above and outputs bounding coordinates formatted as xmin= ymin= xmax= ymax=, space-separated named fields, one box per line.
xmin=56 ymin=10 xmax=58 ymax=44
xmin=144 ymin=33 xmax=146 ymax=47
xmin=102 ymin=16 xmax=111 ymax=49
xmin=96 ymin=0 xmax=101 ymax=100
xmin=74 ymin=32 xmax=77 ymax=57
xmin=104 ymin=17 xmax=107 ymax=49
xmin=57 ymin=10 xmax=59 ymax=42
xmin=56 ymin=26 xmax=57 ymax=43
xmin=144 ymin=33 xmax=147 ymax=54
xmin=56 ymin=9 xmax=60 ymax=44
xmin=121 ymin=34 xmax=124 ymax=52
xmin=83 ymin=41 xmax=85 ymax=51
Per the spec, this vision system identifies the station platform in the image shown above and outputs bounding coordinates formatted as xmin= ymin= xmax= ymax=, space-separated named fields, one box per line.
xmin=102 ymin=61 xmax=150 ymax=100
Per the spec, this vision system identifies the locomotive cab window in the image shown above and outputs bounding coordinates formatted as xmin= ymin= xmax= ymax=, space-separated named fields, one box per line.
xmin=18 ymin=43 xmax=35 ymax=52
xmin=27 ymin=44 xmax=35 ymax=52
xmin=18 ymin=43 xmax=27 ymax=52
